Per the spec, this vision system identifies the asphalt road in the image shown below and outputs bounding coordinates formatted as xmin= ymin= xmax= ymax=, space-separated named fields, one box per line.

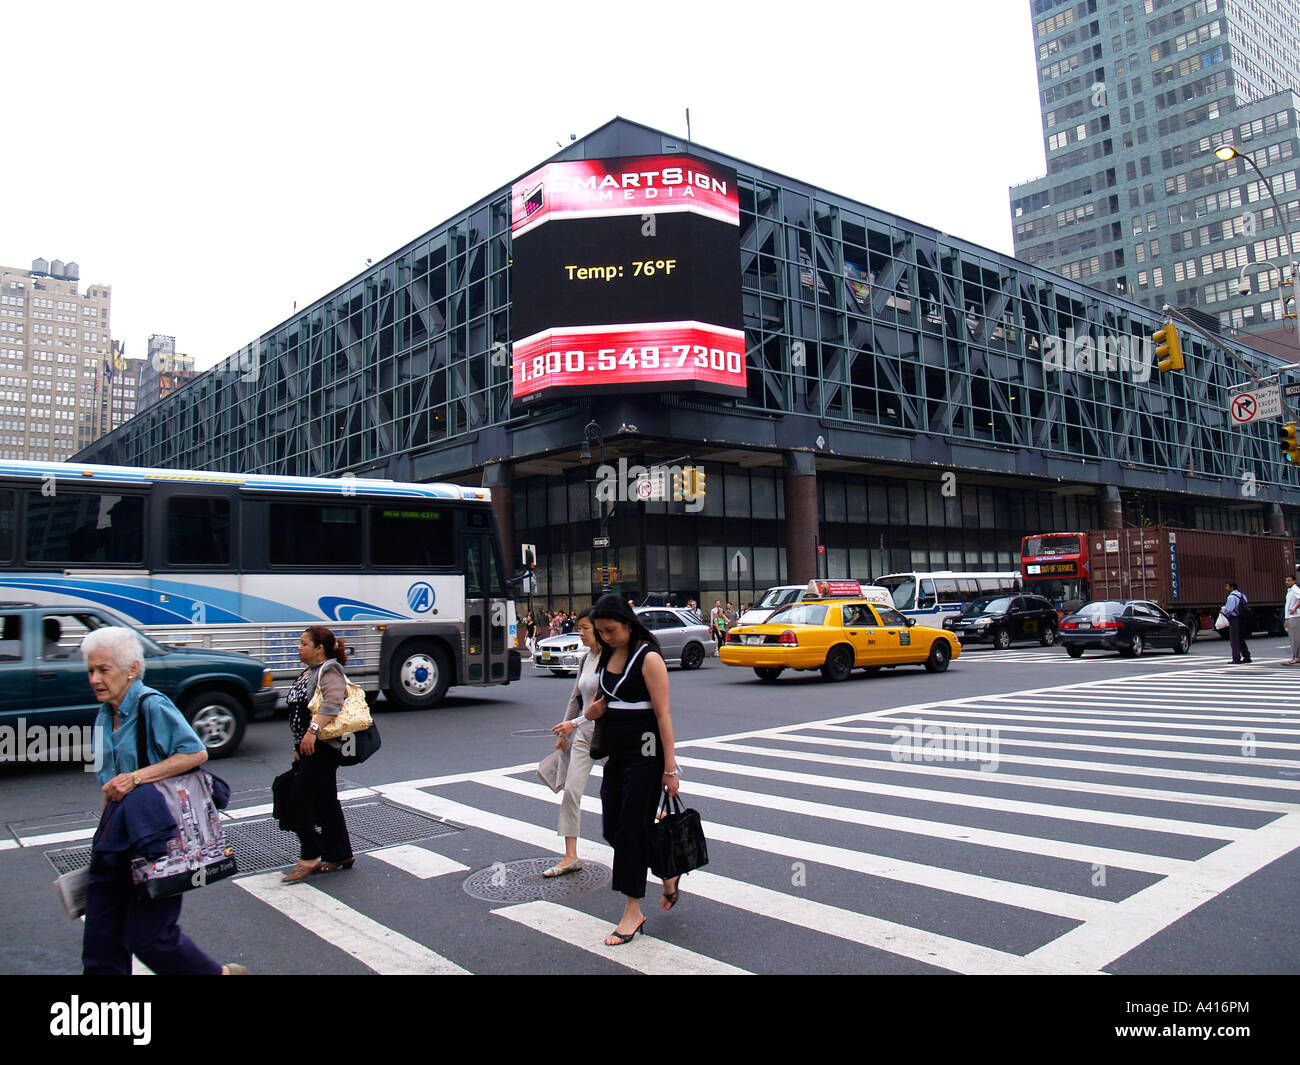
xmin=3 ymin=632 xmax=1299 ymax=981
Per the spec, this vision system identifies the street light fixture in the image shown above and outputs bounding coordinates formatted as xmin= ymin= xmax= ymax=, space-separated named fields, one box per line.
xmin=1214 ymin=143 xmax=1299 ymax=338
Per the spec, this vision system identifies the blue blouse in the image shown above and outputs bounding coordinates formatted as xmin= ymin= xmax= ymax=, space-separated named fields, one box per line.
xmin=93 ymin=679 xmax=204 ymax=788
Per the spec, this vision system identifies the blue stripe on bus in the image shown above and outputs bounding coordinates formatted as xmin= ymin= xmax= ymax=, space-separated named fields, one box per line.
xmin=319 ymin=596 xmax=410 ymax=622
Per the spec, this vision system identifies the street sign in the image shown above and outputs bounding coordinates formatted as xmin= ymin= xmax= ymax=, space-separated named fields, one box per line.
xmin=592 ymin=536 xmax=610 ymax=548
xmin=635 ymin=478 xmax=654 ymax=500
xmin=1284 ymin=381 xmax=1300 ymax=399
xmin=521 ymin=543 xmax=536 ymax=566
xmin=731 ymin=550 xmax=748 ymax=574
xmin=1228 ymin=384 xmax=1282 ymax=424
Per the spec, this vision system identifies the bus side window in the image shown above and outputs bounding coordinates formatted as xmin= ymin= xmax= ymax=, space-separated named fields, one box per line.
xmin=935 ymin=579 xmax=962 ymax=604
xmin=0 ymin=490 xmax=13 ymax=563
xmin=916 ymin=579 xmax=937 ymax=610
xmin=464 ymin=541 xmax=483 ymax=596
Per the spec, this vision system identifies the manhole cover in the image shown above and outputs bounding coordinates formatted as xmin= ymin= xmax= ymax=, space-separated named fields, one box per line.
xmin=43 ymin=800 xmax=464 ymax=876
xmin=510 ymin=729 xmax=556 ymax=737
xmin=463 ymin=857 xmax=611 ymax=902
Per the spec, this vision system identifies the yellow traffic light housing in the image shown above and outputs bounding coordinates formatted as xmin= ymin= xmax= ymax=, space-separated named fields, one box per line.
xmin=691 ymin=467 xmax=707 ymax=499
xmin=1154 ymin=322 xmax=1184 ymax=373
xmin=1283 ymin=421 xmax=1300 ymax=464
xmin=671 ymin=469 xmax=686 ymax=502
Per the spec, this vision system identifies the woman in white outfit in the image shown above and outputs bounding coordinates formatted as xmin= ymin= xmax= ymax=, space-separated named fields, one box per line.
xmin=545 ymin=607 xmax=602 ymax=876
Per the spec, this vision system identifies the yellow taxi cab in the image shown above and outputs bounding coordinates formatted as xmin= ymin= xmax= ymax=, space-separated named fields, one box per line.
xmin=719 ymin=580 xmax=961 ymax=682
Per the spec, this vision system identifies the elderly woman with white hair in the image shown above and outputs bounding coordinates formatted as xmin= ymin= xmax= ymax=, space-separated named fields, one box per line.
xmin=80 ymin=626 xmax=245 ymax=976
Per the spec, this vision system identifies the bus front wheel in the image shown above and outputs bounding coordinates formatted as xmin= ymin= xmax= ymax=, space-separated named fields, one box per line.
xmin=386 ymin=641 xmax=452 ymax=710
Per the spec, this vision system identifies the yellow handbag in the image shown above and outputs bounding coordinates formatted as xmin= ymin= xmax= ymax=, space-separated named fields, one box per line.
xmin=308 ymin=661 xmax=372 ymax=740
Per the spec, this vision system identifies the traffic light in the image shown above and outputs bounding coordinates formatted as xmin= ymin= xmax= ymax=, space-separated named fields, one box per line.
xmin=1282 ymin=421 xmax=1299 ymax=464
xmin=1153 ymin=322 xmax=1184 ymax=373
xmin=671 ymin=468 xmax=687 ymax=502
xmin=691 ymin=467 xmax=707 ymax=500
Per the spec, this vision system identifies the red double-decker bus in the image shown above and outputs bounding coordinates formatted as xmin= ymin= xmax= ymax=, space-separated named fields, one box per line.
xmin=1020 ymin=533 xmax=1090 ymax=612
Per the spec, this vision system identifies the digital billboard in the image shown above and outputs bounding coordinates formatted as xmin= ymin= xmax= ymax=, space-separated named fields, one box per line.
xmin=510 ymin=154 xmax=744 ymax=404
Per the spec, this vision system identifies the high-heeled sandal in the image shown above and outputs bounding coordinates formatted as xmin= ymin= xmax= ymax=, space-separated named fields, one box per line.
xmin=605 ymin=919 xmax=645 ymax=946
xmin=314 ymin=858 xmax=356 ymax=873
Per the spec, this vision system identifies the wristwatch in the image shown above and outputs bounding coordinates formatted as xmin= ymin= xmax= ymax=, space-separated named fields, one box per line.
xmin=308 ymin=722 xmax=321 ymax=734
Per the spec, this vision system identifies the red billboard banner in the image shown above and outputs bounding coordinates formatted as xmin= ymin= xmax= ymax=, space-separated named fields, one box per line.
xmin=512 ymin=154 xmax=740 ymax=237
xmin=512 ymin=321 xmax=746 ymax=402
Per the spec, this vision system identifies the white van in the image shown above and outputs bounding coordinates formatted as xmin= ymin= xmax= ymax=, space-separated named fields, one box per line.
xmin=737 ymin=580 xmax=893 ymax=626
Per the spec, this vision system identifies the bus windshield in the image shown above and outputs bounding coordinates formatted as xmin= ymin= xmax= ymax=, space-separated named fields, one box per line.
xmin=1023 ymin=535 xmax=1081 ymax=557
xmin=877 ymin=575 xmax=915 ymax=610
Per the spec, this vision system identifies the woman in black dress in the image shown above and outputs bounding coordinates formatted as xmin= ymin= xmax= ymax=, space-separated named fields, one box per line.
xmin=585 ymin=595 xmax=681 ymax=945
xmin=281 ymin=625 xmax=354 ymax=882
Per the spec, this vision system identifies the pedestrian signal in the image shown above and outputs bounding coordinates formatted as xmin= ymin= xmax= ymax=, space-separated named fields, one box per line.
xmin=1153 ymin=322 xmax=1184 ymax=373
xmin=1282 ymin=421 xmax=1299 ymax=464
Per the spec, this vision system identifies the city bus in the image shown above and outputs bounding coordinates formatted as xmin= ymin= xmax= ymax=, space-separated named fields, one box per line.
xmin=1020 ymin=533 xmax=1090 ymax=611
xmin=0 ymin=460 xmax=520 ymax=709
xmin=875 ymin=570 xmax=1021 ymax=627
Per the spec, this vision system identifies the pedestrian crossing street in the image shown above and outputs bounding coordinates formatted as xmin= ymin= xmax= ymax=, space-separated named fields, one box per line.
xmin=219 ymin=657 xmax=1300 ymax=974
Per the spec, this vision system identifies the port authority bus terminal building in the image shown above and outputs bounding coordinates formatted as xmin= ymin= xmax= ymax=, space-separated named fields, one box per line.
xmin=77 ymin=118 xmax=1300 ymax=610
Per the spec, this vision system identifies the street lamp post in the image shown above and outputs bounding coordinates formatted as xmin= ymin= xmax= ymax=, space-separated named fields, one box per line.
xmin=581 ymin=420 xmax=610 ymax=596
xmin=1215 ymin=143 xmax=1300 ymax=352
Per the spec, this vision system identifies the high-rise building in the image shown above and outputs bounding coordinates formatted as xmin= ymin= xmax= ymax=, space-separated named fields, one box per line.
xmin=0 ymin=259 xmax=115 ymax=460
xmin=99 ymin=341 xmax=146 ymax=435
xmin=138 ymin=334 xmax=196 ymax=412
xmin=1011 ymin=0 xmax=1300 ymax=350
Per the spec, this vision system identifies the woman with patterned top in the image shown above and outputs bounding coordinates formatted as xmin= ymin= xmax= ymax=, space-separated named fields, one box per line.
xmin=281 ymin=626 xmax=354 ymax=883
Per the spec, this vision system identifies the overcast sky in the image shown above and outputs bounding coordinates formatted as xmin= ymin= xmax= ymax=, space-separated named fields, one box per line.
xmin=5 ymin=0 xmax=1046 ymax=371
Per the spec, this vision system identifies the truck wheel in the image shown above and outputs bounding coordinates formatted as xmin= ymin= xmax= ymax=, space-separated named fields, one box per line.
xmin=993 ymin=628 xmax=1012 ymax=650
xmin=385 ymin=641 xmax=452 ymax=710
xmin=820 ymin=645 xmax=854 ymax=682
xmin=183 ymin=691 xmax=246 ymax=759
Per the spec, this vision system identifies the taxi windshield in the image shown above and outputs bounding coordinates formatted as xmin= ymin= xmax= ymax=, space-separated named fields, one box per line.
xmin=764 ymin=604 xmax=828 ymax=626
xmin=757 ymin=587 xmax=802 ymax=610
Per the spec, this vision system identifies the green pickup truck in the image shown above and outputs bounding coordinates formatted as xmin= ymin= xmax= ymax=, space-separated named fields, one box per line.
xmin=0 ymin=602 xmax=277 ymax=759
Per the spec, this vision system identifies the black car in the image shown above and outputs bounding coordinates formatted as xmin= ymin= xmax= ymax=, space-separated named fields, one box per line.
xmin=944 ymin=595 xmax=1059 ymax=649
xmin=1058 ymin=599 xmax=1192 ymax=658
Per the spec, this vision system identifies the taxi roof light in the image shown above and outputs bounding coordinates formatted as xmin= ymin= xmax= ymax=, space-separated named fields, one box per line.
xmin=805 ymin=579 xmax=863 ymax=600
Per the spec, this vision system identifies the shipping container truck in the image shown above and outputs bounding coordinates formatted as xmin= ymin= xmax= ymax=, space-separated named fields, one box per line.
xmin=1087 ymin=527 xmax=1296 ymax=637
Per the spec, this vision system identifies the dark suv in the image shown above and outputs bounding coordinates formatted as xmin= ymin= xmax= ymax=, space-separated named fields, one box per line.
xmin=944 ymin=594 xmax=1060 ymax=649
xmin=0 ymin=603 xmax=277 ymax=758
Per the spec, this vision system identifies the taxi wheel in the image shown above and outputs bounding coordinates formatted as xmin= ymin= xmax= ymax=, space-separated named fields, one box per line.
xmin=820 ymin=645 xmax=854 ymax=682
xmin=754 ymin=667 xmax=784 ymax=682
xmin=993 ymin=628 xmax=1012 ymax=650
xmin=924 ymin=641 xmax=951 ymax=673
xmin=1040 ymin=627 xmax=1057 ymax=647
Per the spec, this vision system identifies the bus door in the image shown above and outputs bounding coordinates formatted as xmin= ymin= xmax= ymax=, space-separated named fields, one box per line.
xmin=460 ymin=519 xmax=512 ymax=684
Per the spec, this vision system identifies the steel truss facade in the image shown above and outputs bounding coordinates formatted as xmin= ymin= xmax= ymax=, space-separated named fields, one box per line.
xmin=77 ymin=119 xmax=1300 ymax=515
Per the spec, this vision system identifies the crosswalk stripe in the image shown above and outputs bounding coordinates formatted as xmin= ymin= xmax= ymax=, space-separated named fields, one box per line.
xmin=492 ymin=900 xmax=752 ymax=974
xmin=1024 ymin=810 xmax=1300 ymax=974
xmin=802 ymin=720 xmax=1300 ymax=749
xmin=734 ymin=729 xmax=1300 ymax=773
xmin=234 ymin=872 xmax=469 ymax=974
xmin=676 ymin=746 xmax=1297 ymax=814
xmin=377 ymin=783 xmax=1059 ymax=975
xmin=478 ymin=774 xmax=1121 ymax=922
xmin=689 ymin=741 xmax=1252 ymax=839
xmin=850 ymin=710 xmax=1300 ymax=734
xmin=913 ymin=706 xmax=1300 ymax=730
xmin=368 ymin=845 xmax=469 ymax=879
xmin=738 ymin=728 xmax=1294 ymax=795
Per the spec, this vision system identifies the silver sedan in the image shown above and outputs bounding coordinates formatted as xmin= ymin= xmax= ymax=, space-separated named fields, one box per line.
xmin=635 ymin=607 xmax=714 ymax=670
xmin=532 ymin=632 xmax=589 ymax=676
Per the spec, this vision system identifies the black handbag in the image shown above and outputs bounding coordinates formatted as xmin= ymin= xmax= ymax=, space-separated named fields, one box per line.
xmin=271 ymin=767 xmax=299 ymax=831
xmin=648 ymin=793 xmax=709 ymax=879
xmin=588 ymin=717 xmax=609 ymax=761
xmin=338 ymin=719 xmax=381 ymax=766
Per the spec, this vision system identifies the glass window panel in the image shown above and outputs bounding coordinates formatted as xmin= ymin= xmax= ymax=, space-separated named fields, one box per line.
xmin=908 ymin=482 xmax=926 ymax=525
xmin=26 ymin=492 xmax=145 ymax=566
xmin=751 ymin=471 xmax=777 ymax=519
xmin=824 ymin=478 xmax=846 ymax=522
xmin=0 ymin=490 xmax=12 ymax=562
xmin=849 ymin=547 xmax=871 ymax=581
xmin=568 ymin=478 xmax=590 ymax=522
xmin=755 ymin=546 xmax=779 ymax=583
xmin=571 ymin=551 xmax=591 ymax=594
xmin=549 ymin=552 xmax=569 ymax=598
xmin=868 ymin=482 xmax=888 ymax=522
xmin=889 ymin=485 xmax=908 ymax=524
xmin=548 ymin=480 xmax=566 ymax=525
xmin=725 ymin=470 xmax=751 ymax=517
xmin=846 ymin=480 xmax=867 ymax=523
xmin=370 ymin=506 xmax=454 ymax=568
xmin=828 ymin=547 xmax=849 ymax=578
